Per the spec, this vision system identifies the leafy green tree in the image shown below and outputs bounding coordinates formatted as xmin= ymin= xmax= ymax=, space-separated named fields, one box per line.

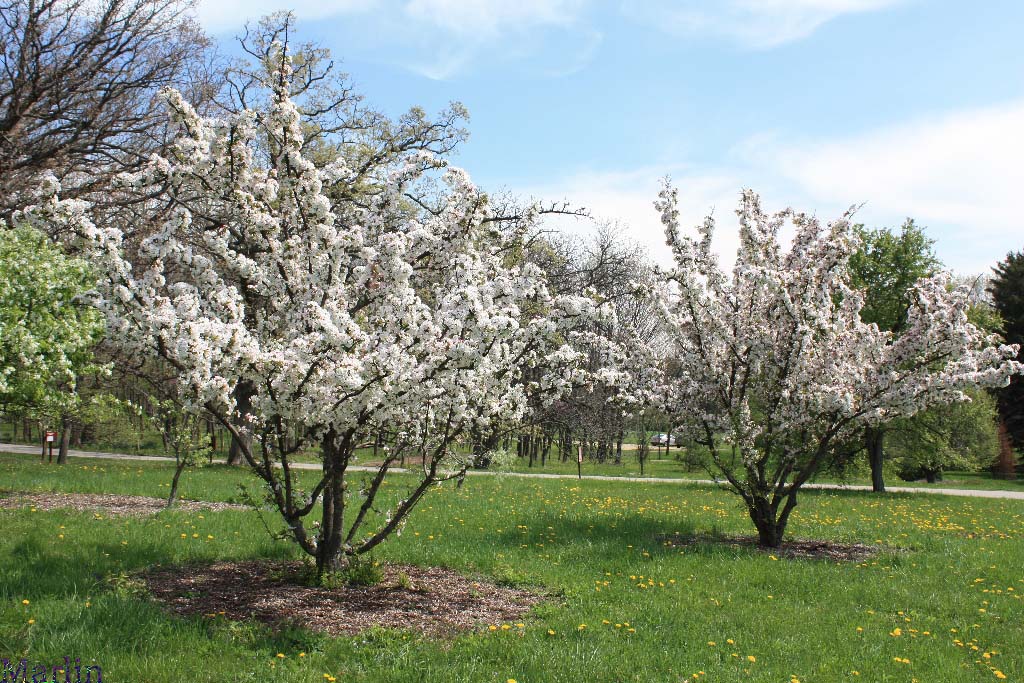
xmin=889 ymin=390 xmax=1000 ymax=483
xmin=990 ymin=251 xmax=1024 ymax=451
xmin=0 ymin=222 xmax=104 ymax=462
xmin=849 ymin=220 xmax=942 ymax=332
xmin=848 ymin=220 xmax=941 ymax=491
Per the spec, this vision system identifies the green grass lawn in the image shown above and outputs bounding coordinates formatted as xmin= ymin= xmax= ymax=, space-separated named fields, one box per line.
xmin=1 ymin=452 xmax=1022 ymax=682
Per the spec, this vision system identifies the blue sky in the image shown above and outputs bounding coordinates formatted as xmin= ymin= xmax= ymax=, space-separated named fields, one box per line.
xmin=195 ymin=0 xmax=1024 ymax=273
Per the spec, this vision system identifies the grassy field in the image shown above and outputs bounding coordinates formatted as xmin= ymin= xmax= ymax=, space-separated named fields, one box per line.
xmin=1 ymin=452 xmax=1022 ymax=682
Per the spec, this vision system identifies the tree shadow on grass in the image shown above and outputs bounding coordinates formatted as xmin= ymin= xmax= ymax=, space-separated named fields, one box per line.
xmin=0 ymin=515 xmax=331 ymax=656
xmin=488 ymin=511 xmax=699 ymax=560
xmin=493 ymin=505 xmax=910 ymax=566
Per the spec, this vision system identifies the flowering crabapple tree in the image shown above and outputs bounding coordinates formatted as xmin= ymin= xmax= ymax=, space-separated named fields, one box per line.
xmin=21 ymin=45 xmax=616 ymax=577
xmin=649 ymin=182 xmax=1021 ymax=547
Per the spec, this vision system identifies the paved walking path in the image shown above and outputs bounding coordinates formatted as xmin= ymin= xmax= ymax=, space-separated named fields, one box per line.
xmin=3 ymin=442 xmax=1023 ymax=500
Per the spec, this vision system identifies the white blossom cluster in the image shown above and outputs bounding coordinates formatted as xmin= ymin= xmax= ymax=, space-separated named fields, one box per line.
xmin=20 ymin=57 xmax=613 ymax=465
xmin=650 ymin=181 xmax=1020 ymax=483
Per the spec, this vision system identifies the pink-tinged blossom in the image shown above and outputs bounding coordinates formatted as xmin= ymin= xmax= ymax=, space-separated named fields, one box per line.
xmin=650 ymin=180 xmax=1020 ymax=547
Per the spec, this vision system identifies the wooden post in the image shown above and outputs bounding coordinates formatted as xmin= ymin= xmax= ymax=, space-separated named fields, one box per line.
xmin=44 ymin=430 xmax=57 ymax=463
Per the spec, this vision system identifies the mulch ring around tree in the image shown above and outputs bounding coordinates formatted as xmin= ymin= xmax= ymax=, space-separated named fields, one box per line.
xmin=656 ymin=532 xmax=888 ymax=562
xmin=143 ymin=560 xmax=544 ymax=637
xmin=0 ymin=490 xmax=247 ymax=516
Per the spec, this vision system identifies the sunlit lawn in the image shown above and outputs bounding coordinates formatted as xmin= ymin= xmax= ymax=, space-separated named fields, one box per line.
xmin=1 ymin=452 xmax=1022 ymax=682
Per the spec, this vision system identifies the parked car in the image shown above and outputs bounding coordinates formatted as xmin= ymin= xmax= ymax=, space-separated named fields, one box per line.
xmin=650 ymin=433 xmax=677 ymax=446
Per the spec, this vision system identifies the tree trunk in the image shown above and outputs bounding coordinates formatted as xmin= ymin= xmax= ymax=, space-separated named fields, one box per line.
xmin=750 ymin=508 xmax=781 ymax=547
xmin=749 ymin=491 xmax=798 ymax=548
xmin=167 ymin=458 xmax=187 ymax=507
xmin=57 ymin=414 xmax=72 ymax=464
xmin=227 ymin=436 xmax=244 ymax=465
xmin=226 ymin=381 xmax=254 ymax=466
xmin=996 ymin=420 xmax=1017 ymax=480
xmin=865 ymin=427 xmax=885 ymax=492
xmin=924 ymin=470 xmax=938 ymax=484
xmin=315 ymin=432 xmax=350 ymax=579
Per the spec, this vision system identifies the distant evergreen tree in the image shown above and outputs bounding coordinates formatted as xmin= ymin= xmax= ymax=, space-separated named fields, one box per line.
xmin=990 ymin=250 xmax=1024 ymax=450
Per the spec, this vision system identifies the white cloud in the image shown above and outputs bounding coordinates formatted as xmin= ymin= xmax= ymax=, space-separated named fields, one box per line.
xmin=193 ymin=0 xmax=895 ymax=77
xmin=195 ymin=0 xmax=373 ymax=34
xmin=521 ymin=100 xmax=1024 ymax=274
xmin=622 ymin=0 xmax=904 ymax=48
xmin=517 ymin=166 xmax=753 ymax=269
xmin=752 ymin=100 xmax=1024 ymax=272
xmin=194 ymin=0 xmax=598 ymax=79
xmin=404 ymin=0 xmax=584 ymax=36
xmin=764 ymin=101 xmax=1024 ymax=228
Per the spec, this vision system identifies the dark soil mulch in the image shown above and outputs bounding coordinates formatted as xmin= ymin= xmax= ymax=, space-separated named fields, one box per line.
xmin=143 ymin=560 xmax=543 ymax=636
xmin=657 ymin=532 xmax=886 ymax=562
xmin=0 ymin=490 xmax=246 ymax=516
